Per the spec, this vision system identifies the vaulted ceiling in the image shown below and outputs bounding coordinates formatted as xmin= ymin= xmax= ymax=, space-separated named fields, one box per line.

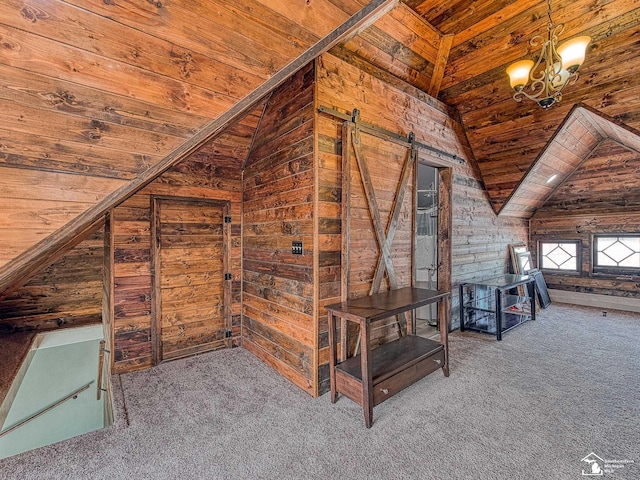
xmin=1 ymin=0 xmax=639 ymax=295
xmin=341 ymin=0 xmax=640 ymax=213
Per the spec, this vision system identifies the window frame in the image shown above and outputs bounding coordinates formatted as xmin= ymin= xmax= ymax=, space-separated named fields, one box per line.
xmin=537 ymin=240 xmax=582 ymax=274
xmin=592 ymin=234 xmax=640 ymax=276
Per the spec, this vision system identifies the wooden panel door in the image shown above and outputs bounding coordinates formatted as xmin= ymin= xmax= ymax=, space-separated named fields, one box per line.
xmin=152 ymin=198 xmax=230 ymax=363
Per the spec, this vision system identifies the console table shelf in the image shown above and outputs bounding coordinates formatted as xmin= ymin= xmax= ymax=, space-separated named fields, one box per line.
xmin=335 ymin=336 xmax=444 ymax=408
xmin=326 ymin=287 xmax=450 ymax=428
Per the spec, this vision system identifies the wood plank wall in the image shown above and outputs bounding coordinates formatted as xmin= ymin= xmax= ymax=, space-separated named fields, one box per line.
xmin=530 ymin=211 xmax=640 ymax=299
xmin=529 ymin=138 xmax=640 ymax=300
xmin=315 ymin=69 xmax=342 ymax=396
xmin=0 ymin=225 xmax=104 ymax=333
xmin=242 ymin=62 xmax=316 ymax=396
xmin=452 ymin=174 xmax=529 ymax=293
xmin=110 ymin=114 xmax=257 ymax=374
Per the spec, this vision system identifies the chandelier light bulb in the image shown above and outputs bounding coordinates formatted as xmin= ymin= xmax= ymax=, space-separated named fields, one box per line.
xmin=557 ymin=36 xmax=591 ymax=73
xmin=506 ymin=60 xmax=534 ymax=91
xmin=550 ymin=62 xmax=570 ymax=88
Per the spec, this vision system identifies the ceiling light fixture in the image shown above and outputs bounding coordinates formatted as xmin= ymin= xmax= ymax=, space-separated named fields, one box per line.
xmin=506 ymin=0 xmax=590 ymax=109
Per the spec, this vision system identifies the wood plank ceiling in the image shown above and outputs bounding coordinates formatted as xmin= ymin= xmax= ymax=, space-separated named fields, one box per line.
xmin=498 ymin=104 xmax=640 ymax=217
xmin=339 ymin=0 xmax=640 ymax=212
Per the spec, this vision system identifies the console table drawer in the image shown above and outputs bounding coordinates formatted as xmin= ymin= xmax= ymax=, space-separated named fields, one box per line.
xmin=373 ymin=348 xmax=444 ymax=406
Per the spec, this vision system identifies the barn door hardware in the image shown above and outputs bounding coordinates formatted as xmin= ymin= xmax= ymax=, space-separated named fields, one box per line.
xmin=224 ymin=216 xmax=232 ymax=223
xmin=224 ymin=273 xmax=233 ymax=281
xmin=318 ymin=105 xmax=463 ymax=163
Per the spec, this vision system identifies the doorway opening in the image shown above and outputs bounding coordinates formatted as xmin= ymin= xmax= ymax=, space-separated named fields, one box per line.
xmin=415 ymin=162 xmax=439 ymax=336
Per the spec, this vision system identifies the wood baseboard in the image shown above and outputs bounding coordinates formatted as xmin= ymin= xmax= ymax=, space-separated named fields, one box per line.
xmin=548 ymin=289 xmax=640 ymax=313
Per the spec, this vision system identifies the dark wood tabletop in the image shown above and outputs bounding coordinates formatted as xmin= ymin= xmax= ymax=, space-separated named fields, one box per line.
xmin=325 ymin=287 xmax=450 ymax=324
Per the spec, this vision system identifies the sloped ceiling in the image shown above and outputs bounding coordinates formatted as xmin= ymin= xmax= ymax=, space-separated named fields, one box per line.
xmin=541 ymin=139 xmax=640 ymax=213
xmin=0 ymin=0 xmax=397 ymax=296
xmin=0 ymin=0 xmax=376 ymax=263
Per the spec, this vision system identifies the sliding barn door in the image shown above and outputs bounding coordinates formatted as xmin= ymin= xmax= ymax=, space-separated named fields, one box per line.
xmin=152 ymin=198 xmax=230 ymax=362
xmin=340 ymin=118 xmax=417 ymax=350
xmin=342 ymin=121 xmax=417 ymax=301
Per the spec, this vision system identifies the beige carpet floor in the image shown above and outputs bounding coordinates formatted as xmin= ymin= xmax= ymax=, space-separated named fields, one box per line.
xmin=1 ymin=303 xmax=638 ymax=479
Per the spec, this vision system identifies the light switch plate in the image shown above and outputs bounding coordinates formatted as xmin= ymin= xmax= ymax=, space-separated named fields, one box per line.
xmin=292 ymin=241 xmax=303 ymax=255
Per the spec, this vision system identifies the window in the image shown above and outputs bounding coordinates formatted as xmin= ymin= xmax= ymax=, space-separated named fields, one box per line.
xmin=539 ymin=241 xmax=580 ymax=271
xmin=594 ymin=235 xmax=640 ymax=273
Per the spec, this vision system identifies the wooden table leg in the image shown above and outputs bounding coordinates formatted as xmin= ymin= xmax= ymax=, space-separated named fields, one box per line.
xmin=439 ymin=296 xmax=450 ymax=377
xmin=407 ymin=308 xmax=414 ymax=336
xmin=339 ymin=317 xmax=347 ymax=362
xmin=496 ymin=288 xmax=503 ymax=341
xmin=360 ymin=321 xmax=373 ymax=428
xmin=328 ymin=311 xmax=338 ymax=403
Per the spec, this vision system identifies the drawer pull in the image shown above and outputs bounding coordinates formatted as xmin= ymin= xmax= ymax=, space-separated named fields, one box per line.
xmin=380 ymin=388 xmax=389 ymax=395
xmin=434 ymin=359 xmax=441 ymax=365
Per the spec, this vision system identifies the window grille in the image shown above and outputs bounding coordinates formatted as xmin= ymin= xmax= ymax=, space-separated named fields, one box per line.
xmin=539 ymin=241 xmax=579 ymax=271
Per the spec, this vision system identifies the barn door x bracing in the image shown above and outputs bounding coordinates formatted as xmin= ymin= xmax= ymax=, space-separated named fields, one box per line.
xmin=152 ymin=197 xmax=231 ymax=363
xmin=340 ymin=111 xmax=418 ymax=355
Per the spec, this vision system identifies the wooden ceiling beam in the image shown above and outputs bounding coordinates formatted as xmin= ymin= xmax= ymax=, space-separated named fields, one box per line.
xmin=0 ymin=0 xmax=399 ymax=297
xmin=428 ymin=34 xmax=453 ymax=98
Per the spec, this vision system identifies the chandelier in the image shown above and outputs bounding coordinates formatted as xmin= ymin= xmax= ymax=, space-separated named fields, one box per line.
xmin=506 ymin=0 xmax=590 ymax=109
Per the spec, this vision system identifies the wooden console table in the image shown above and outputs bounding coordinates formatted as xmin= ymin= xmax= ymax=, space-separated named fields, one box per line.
xmin=326 ymin=287 xmax=450 ymax=428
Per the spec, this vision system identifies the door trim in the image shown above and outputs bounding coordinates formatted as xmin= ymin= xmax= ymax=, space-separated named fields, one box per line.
xmin=150 ymin=195 xmax=231 ymax=365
